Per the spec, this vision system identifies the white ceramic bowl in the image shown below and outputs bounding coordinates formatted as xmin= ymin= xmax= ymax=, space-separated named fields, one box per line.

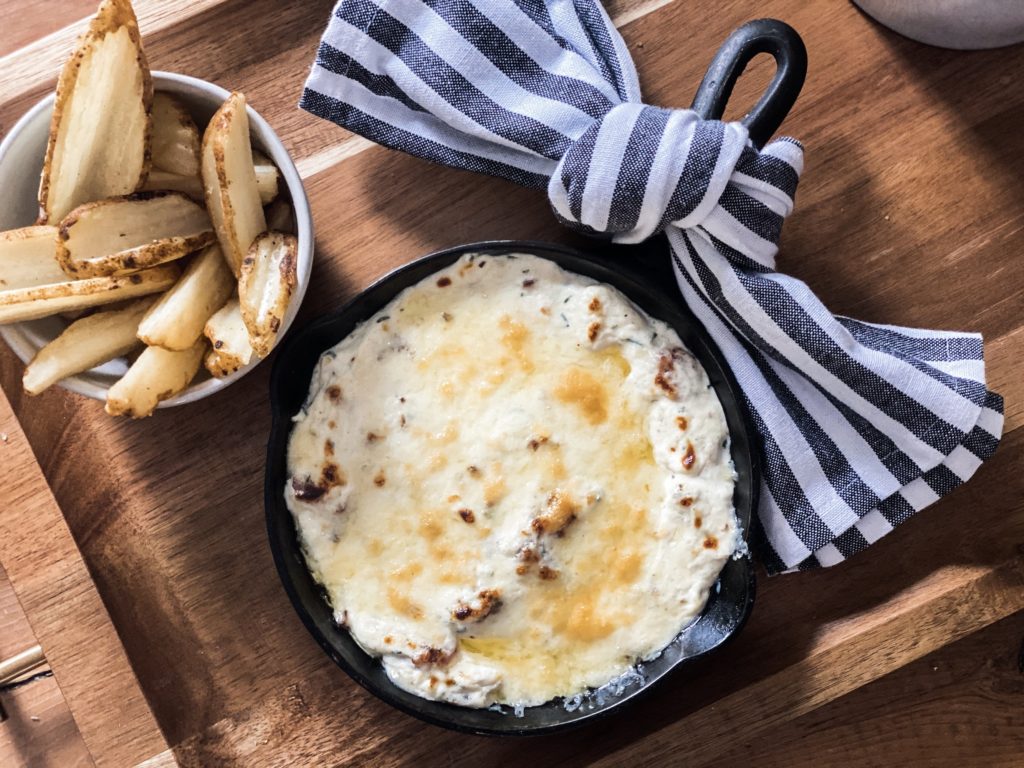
xmin=0 ymin=71 xmax=313 ymax=407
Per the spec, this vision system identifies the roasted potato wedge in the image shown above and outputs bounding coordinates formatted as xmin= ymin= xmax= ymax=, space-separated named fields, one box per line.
xmin=203 ymin=298 xmax=253 ymax=377
xmin=151 ymin=92 xmax=200 ymax=177
xmin=202 ymin=92 xmax=266 ymax=277
xmin=263 ymin=198 xmax=294 ymax=234
xmin=0 ymin=264 xmax=179 ymax=324
xmin=137 ymin=245 xmax=234 ymax=350
xmin=141 ymin=169 xmax=204 ymax=201
xmin=57 ymin=191 xmax=214 ymax=277
xmin=0 ymin=226 xmax=66 ymax=289
xmin=23 ymin=297 xmax=155 ymax=395
xmin=39 ymin=0 xmax=152 ymax=224
xmin=251 ymin=150 xmax=280 ymax=205
xmin=105 ymin=339 xmax=206 ymax=418
xmin=239 ymin=231 xmax=297 ymax=358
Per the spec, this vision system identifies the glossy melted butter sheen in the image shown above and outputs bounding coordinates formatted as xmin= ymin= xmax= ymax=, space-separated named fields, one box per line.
xmin=286 ymin=254 xmax=737 ymax=708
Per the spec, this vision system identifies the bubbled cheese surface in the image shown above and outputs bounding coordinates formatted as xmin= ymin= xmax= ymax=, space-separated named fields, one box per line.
xmin=285 ymin=254 xmax=737 ymax=708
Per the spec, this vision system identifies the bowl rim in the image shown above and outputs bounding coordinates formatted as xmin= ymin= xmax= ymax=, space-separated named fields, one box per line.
xmin=0 ymin=70 xmax=314 ymax=407
xmin=264 ymin=238 xmax=759 ymax=736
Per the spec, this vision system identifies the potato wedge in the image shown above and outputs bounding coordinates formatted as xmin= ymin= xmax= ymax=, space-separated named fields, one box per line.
xmin=203 ymin=298 xmax=253 ymax=377
xmin=0 ymin=264 xmax=179 ymax=324
xmin=239 ymin=231 xmax=297 ymax=358
xmin=0 ymin=226 xmax=65 ymax=289
xmin=263 ymin=198 xmax=294 ymax=234
xmin=39 ymin=0 xmax=152 ymax=224
xmin=105 ymin=339 xmax=206 ymax=418
xmin=57 ymin=191 xmax=214 ymax=278
xmin=23 ymin=297 xmax=155 ymax=395
xmin=137 ymin=245 xmax=234 ymax=350
xmin=251 ymin=150 xmax=280 ymax=205
xmin=202 ymin=92 xmax=266 ymax=277
xmin=151 ymin=92 xmax=200 ymax=177
xmin=141 ymin=169 xmax=204 ymax=201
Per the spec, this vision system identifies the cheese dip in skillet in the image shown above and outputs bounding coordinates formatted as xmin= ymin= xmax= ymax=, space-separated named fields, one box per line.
xmin=285 ymin=253 xmax=737 ymax=708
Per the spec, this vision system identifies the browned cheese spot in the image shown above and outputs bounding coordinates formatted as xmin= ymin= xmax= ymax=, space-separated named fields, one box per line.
xmin=436 ymin=276 xmax=452 ymax=287
xmin=531 ymin=490 xmax=578 ymax=535
xmin=703 ymin=535 xmax=718 ymax=549
xmin=367 ymin=432 xmax=381 ymax=443
xmin=676 ymin=415 xmax=688 ymax=430
xmin=522 ymin=278 xmax=536 ymax=288
xmin=324 ymin=439 xmax=335 ymax=458
xmin=553 ymin=367 xmax=608 ymax=424
xmin=442 ymin=311 xmax=453 ymax=322
xmin=467 ymin=465 xmax=481 ymax=477
xmin=499 ymin=316 xmax=534 ymax=372
xmin=389 ymin=588 xmax=425 ymax=621
xmin=373 ymin=470 xmax=386 ymax=487
xmin=291 ymin=457 xmax=347 ymax=500
xmin=587 ymin=322 xmax=601 ymax=342
xmin=588 ymin=296 xmax=602 ymax=313
xmin=282 ymin=475 xmax=318 ymax=504
xmin=451 ymin=589 xmax=502 ymax=622
xmin=528 ymin=435 xmax=549 ymax=451
xmin=538 ymin=565 xmax=559 ymax=581
xmin=679 ymin=496 xmax=694 ymax=507
xmin=413 ymin=647 xmax=453 ymax=667
xmin=399 ymin=415 xmax=407 ymax=428
xmin=458 ymin=508 xmax=476 ymax=524
xmin=321 ymin=462 xmax=345 ymax=486
xmin=654 ymin=352 xmax=678 ymax=398
xmin=694 ymin=515 xmax=703 ymax=528
xmin=326 ymin=385 xmax=343 ymax=402
xmin=518 ymin=546 xmax=540 ymax=563
xmin=515 ymin=564 xmax=529 ymax=575
xmin=540 ymin=306 xmax=551 ymax=316
xmin=484 ymin=477 xmax=507 ymax=506
xmin=681 ymin=441 xmax=696 ymax=471
xmin=383 ymin=635 xmax=393 ymax=645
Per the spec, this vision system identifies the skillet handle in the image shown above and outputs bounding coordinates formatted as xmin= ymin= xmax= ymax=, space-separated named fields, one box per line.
xmin=689 ymin=18 xmax=807 ymax=149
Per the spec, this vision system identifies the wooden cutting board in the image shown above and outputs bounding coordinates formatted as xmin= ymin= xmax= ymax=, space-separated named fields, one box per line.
xmin=1 ymin=1 xmax=1022 ymax=766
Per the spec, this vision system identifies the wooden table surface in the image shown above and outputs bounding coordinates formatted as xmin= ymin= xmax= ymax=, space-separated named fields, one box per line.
xmin=1 ymin=1 xmax=1022 ymax=766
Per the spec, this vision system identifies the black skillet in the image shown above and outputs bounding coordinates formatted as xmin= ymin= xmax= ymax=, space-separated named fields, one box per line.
xmin=265 ymin=18 xmax=807 ymax=735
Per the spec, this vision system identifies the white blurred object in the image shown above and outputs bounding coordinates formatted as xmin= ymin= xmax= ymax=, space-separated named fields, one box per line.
xmin=853 ymin=0 xmax=1024 ymax=49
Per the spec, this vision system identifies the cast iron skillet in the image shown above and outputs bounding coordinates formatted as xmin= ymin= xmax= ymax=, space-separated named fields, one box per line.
xmin=265 ymin=19 xmax=806 ymax=735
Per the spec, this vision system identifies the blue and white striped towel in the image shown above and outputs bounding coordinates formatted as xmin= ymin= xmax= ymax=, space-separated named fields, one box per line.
xmin=300 ymin=0 xmax=1004 ymax=573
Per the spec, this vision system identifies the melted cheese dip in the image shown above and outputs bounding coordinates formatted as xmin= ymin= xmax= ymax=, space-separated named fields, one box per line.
xmin=286 ymin=254 xmax=737 ymax=708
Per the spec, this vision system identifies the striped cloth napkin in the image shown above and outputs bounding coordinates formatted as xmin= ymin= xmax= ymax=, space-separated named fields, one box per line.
xmin=300 ymin=0 xmax=1004 ymax=573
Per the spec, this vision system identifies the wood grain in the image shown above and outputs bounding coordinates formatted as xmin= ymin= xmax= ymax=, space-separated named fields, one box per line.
xmin=0 ymin=397 xmax=169 ymax=767
xmin=0 ymin=0 xmax=1022 ymax=765
xmin=0 ymin=564 xmax=92 ymax=768
xmin=713 ymin=612 xmax=1024 ymax=768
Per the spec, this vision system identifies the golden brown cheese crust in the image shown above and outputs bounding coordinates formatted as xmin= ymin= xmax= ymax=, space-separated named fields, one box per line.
xmin=286 ymin=253 xmax=738 ymax=709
